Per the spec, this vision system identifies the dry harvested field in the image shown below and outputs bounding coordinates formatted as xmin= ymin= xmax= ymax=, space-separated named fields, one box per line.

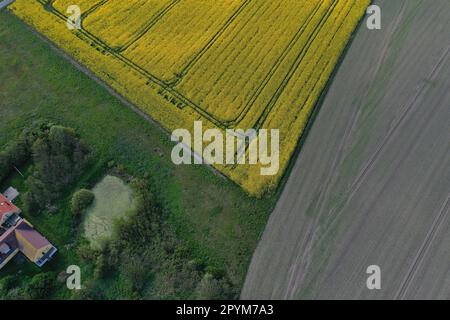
xmin=8 ymin=0 xmax=370 ymax=195
xmin=243 ymin=0 xmax=450 ymax=299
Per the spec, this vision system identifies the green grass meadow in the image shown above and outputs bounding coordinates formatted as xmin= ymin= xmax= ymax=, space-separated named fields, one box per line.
xmin=0 ymin=11 xmax=277 ymax=297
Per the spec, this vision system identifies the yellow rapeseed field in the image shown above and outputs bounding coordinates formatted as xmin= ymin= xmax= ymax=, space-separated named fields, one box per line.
xmin=9 ymin=0 xmax=370 ymax=196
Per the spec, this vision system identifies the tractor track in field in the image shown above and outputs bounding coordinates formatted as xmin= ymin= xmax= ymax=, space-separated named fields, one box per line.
xmin=164 ymin=0 xmax=254 ymax=86
xmin=115 ymin=0 xmax=182 ymax=53
xmin=395 ymin=195 xmax=450 ymax=299
xmin=253 ymin=0 xmax=349 ymax=129
xmin=228 ymin=0 xmax=360 ymax=169
xmin=35 ymin=0 xmax=359 ymax=134
xmin=81 ymin=0 xmax=109 ymax=19
xmin=242 ymin=0 xmax=450 ymax=299
xmin=257 ymin=0 xmax=357 ymax=133
xmin=35 ymin=0 xmax=231 ymax=128
xmin=283 ymin=98 xmax=363 ymax=299
xmin=168 ymin=0 xmax=319 ymax=126
xmin=219 ymin=0 xmax=325 ymax=127
xmin=349 ymin=44 xmax=450 ymax=197
xmin=14 ymin=15 xmax=229 ymax=183
xmin=312 ymin=43 xmax=450 ymax=250
xmin=36 ymin=0 xmax=246 ymax=129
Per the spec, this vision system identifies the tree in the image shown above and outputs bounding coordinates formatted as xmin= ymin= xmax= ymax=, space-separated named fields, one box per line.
xmin=0 ymin=136 xmax=30 ymax=183
xmin=195 ymin=273 xmax=224 ymax=300
xmin=122 ymin=255 xmax=148 ymax=294
xmin=0 ymin=120 xmax=53 ymax=184
xmin=25 ymin=272 xmax=56 ymax=299
xmin=71 ymin=189 xmax=95 ymax=217
xmin=31 ymin=125 xmax=90 ymax=190
xmin=0 ymin=275 xmax=18 ymax=296
xmin=0 ymin=151 xmax=10 ymax=182
xmin=26 ymin=125 xmax=91 ymax=213
xmin=22 ymin=190 xmax=40 ymax=216
xmin=195 ymin=272 xmax=236 ymax=300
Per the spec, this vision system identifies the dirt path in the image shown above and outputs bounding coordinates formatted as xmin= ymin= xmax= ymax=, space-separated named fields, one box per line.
xmin=0 ymin=0 xmax=14 ymax=11
xmin=242 ymin=0 xmax=450 ymax=299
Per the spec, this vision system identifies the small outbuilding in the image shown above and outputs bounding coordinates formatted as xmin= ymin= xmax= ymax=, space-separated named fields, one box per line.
xmin=3 ymin=187 xmax=20 ymax=202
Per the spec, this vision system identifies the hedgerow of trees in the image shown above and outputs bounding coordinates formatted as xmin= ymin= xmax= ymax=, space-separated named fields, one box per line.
xmin=23 ymin=124 xmax=91 ymax=215
xmin=1 ymin=121 xmax=91 ymax=215
xmin=0 ymin=120 xmax=46 ymax=183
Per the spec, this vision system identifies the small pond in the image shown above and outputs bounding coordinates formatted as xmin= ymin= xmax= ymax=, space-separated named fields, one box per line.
xmin=83 ymin=175 xmax=135 ymax=248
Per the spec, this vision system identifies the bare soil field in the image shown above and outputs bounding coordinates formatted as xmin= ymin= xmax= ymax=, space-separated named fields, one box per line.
xmin=242 ymin=0 xmax=450 ymax=299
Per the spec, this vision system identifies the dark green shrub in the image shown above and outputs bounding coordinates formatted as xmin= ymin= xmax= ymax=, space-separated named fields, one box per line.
xmin=71 ymin=189 xmax=95 ymax=217
xmin=25 ymin=272 xmax=56 ymax=299
xmin=0 ymin=275 xmax=19 ymax=296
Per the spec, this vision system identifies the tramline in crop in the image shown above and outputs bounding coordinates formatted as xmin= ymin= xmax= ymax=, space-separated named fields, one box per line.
xmin=10 ymin=0 xmax=370 ymax=195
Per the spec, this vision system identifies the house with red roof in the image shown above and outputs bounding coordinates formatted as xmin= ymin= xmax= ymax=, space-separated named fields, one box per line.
xmin=0 ymin=192 xmax=57 ymax=270
xmin=0 ymin=193 xmax=21 ymax=226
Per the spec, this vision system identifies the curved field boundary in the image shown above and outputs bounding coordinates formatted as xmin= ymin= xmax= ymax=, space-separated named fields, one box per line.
xmin=168 ymin=1 xmax=344 ymax=129
xmin=38 ymin=0 xmax=248 ymax=128
xmin=174 ymin=1 xmax=346 ymax=129
xmin=220 ymin=1 xmax=326 ymax=127
xmin=35 ymin=0 xmax=354 ymax=134
xmin=114 ymin=0 xmax=182 ymax=53
xmin=253 ymin=0 xmax=348 ymax=130
xmin=45 ymin=0 xmax=107 ymax=17
xmin=164 ymin=0 xmax=253 ymax=86
xmin=262 ymin=3 xmax=361 ymax=296
xmin=36 ymin=0 xmax=230 ymax=128
xmin=230 ymin=0 xmax=354 ymax=169
xmin=81 ymin=0 xmax=108 ymax=19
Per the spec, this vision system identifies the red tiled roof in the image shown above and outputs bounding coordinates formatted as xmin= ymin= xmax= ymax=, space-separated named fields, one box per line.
xmin=0 ymin=194 xmax=19 ymax=218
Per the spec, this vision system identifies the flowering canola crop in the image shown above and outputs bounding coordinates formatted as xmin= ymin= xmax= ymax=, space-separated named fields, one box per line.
xmin=10 ymin=0 xmax=370 ymax=196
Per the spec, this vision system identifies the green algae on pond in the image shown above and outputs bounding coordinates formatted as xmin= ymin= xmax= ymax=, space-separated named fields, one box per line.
xmin=83 ymin=175 xmax=135 ymax=247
